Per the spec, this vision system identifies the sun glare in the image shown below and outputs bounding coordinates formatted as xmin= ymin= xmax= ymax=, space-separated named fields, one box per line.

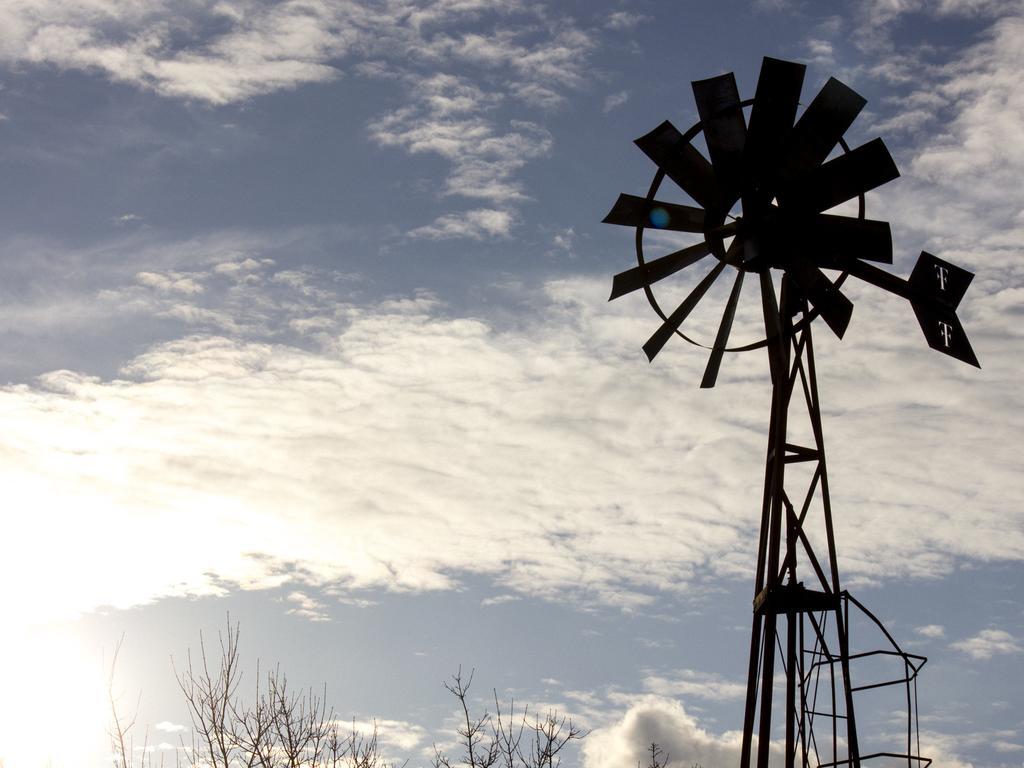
xmin=1 ymin=623 xmax=110 ymax=767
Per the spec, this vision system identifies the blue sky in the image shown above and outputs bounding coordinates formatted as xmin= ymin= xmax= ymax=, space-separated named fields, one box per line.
xmin=0 ymin=1 xmax=1022 ymax=766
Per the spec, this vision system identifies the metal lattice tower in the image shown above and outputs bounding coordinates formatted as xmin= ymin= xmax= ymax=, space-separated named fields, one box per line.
xmin=603 ymin=56 xmax=978 ymax=768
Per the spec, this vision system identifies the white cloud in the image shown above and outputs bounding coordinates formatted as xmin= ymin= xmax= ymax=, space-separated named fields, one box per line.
xmin=0 ymin=2 xmax=595 ymax=110
xmin=154 ymin=720 xmax=186 ymax=733
xmin=994 ymin=740 xmax=1024 ymax=752
xmin=907 ymin=16 xmax=1024 ymax=206
xmin=0 ymin=0 xmax=362 ymax=105
xmin=137 ymin=270 xmax=206 ymax=295
xmin=346 ymin=718 xmax=427 ymax=753
xmin=602 ymin=90 xmax=629 ymax=113
xmin=869 ymin=107 xmax=934 ymax=135
xmin=805 ymin=37 xmax=835 ymax=65
xmin=422 ymin=27 xmax=594 ymax=91
xmin=368 ymin=101 xmax=553 ymax=203
xmin=0 ymin=243 xmax=1020 ymax=633
xmin=214 ymin=257 xmax=271 ymax=276
xmin=604 ymin=11 xmax=648 ymax=30
xmin=512 ymin=81 xmax=565 ymax=109
xmin=0 ymin=3 xmax=596 ymax=239
xmin=407 ymin=208 xmax=514 ymax=239
xmin=951 ymin=628 xmax=1024 ymax=659
xmin=581 ymin=696 xmax=749 ymax=768
xmin=481 ymin=594 xmax=520 ymax=606
xmin=285 ymin=590 xmax=331 ymax=622
xmin=8 ymin=0 xmax=1024 ymax=622
xmin=917 ymin=728 xmax=1012 ymax=767
xmin=641 ymin=669 xmax=746 ymax=702
xmin=858 ymin=0 xmax=1022 ymax=25
xmin=914 ymin=624 xmax=945 ymax=638
xmin=549 ymin=227 xmax=576 ymax=257
xmin=415 ymin=72 xmax=502 ymax=116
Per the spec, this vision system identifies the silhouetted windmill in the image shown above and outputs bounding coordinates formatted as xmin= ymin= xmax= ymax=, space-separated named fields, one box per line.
xmin=603 ymin=57 xmax=978 ymax=768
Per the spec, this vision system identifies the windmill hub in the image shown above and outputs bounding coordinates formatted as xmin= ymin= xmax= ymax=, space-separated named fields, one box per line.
xmin=727 ymin=206 xmax=782 ymax=273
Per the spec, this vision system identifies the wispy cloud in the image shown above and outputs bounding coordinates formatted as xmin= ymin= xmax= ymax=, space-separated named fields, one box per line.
xmin=481 ymin=594 xmax=520 ymax=606
xmin=136 ymin=270 xmax=206 ymax=296
xmin=154 ymin=721 xmax=186 ymax=733
xmin=602 ymin=90 xmax=629 ymax=113
xmin=907 ymin=16 xmax=1024 ymax=206
xmin=365 ymin=66 xmax=554 ymax=237
xmin=857 ymin=0 xmax=1021 ymax=28
xmin=548 ymin=227 xmax=576 ymax=257
xmin=407 ymin=209 xmax=514 ymax=240
xmin=604 ymin=11 xmax=648 ymax=30
xmin=5 ymin=4 xmax=1018 ymax=244
xmin=951 ymin=628 xmax=1024 ymax=659
xmin=0 ymin=1 xmax=593 ymax=106
xmin=0 ymin=236 xmax=1020 ymax=629
xmin=642 ymin=669 xmax=746 ymax=702
xmin=369 ymin=104 xmax=552 ymax=203
xmin=0 ymin=0 xmax=362 ymax=105
xmin=284 ymin=590 xmax=331 ymax=622
xmin=0 ymin=3 xmax=1021 ymax=645
xmin=0 ymin=2 xmax=598 ymax=241
xmin=356 ymin=18 xmax=590 ymax=238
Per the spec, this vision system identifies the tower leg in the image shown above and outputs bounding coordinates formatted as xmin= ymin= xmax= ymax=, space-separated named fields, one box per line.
xmin=740 ymin=614 xmax=763 ymax=767
xmin=739 ymin=280 xmax=859 ymax=768
xmin=786 ymin=607 xmax=797 ymax=768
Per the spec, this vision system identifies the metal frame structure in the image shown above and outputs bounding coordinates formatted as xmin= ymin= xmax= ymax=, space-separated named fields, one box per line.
xmin=602 ymin=56 xmax=980 ymax=768
xmin=740 ymin=278 xmax=931 ymax=768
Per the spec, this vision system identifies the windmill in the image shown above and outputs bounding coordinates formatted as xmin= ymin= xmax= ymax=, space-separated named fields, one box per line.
xmin=603 ymin=57 xmax=978 ymax=768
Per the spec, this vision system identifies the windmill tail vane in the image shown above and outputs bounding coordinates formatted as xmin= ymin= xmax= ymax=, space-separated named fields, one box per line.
xmin=603 ymin=56 xmax=978 ymax=768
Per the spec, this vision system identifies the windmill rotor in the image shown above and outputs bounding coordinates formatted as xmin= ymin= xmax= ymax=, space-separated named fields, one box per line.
xmin=603 ymin=56 xmax=979 ymax=387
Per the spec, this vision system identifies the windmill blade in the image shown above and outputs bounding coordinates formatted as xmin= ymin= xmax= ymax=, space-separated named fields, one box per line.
xmin=799 ymin=214 xmax=893 ymax=266
xmin=610 ymin=241 xmax=712 ymax=300
xmin=787 ymin=257 xmax=854 ymax=338
xmin=778 ymin=138 xmax=899 ymax=213
xmin=635 ymin=121 xmax=722 ymax=211
xmin=609 ymin=222 xmax=739 ymax=300
xmin=743 ymin=57 xmax=806 ymax=196
xmin=602 ymin=193 xmax=706 ymax=232
xmin=693 ymin=73 xmax=747 ymax=202
xmin=610 ymin=221 xmax=741 ymax=300
xmin=642 ymin=238 xmax=742 ymax=361
xmin=830 ymin=255 xmax=909 ymax=299
xmin=779 ymin=77 xmax=867 ymax=180
xmin=700 ymin=268 xmax=747 ymax=388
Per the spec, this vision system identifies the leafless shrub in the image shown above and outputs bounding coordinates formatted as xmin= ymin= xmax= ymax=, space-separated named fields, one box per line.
xmin=172 ymin=620 xmax=404 ymax=768
xmin=111 ymin=624 xmax=586 ymax=768
xmin=432 ymin=667 xmax=586 ymax=768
